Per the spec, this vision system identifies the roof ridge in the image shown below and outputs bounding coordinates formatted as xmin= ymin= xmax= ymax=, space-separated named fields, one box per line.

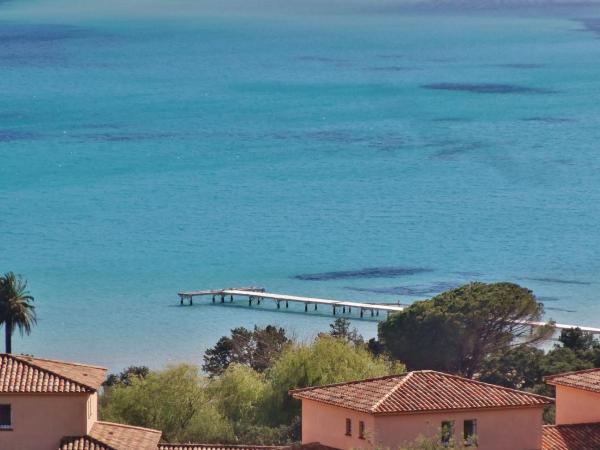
xmin=371 ymin=372 xmax=414 ymax=413
xmin=95 ymin=421 xmax=162 ymax=434
xmin=289 ymin=373 xmax=407 ymax=395
xmin=425 ymin=370 xmax=555 ymax=402
xmin=4 ymin=354 xmax=95 ymax=393
xmin=11 ymin=353 xmax=107 ymax=371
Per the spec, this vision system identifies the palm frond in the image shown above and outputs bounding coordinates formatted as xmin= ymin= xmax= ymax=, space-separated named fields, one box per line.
xmin=0 ymin=272 xmax=37 ymax=335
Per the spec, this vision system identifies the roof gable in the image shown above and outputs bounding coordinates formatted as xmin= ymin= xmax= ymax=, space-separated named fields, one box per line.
xmin=545 ymin=368 xmax=600 ymax=394
xmin=291 ymin=371 xmax=553 ymax=414
xmin=0 ymin=354 xmax=106 ymax=393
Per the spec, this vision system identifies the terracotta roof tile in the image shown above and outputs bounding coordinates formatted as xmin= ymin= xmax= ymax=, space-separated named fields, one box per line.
xmin=545 ymin=368 xmax=600 ymax=394
xmin=542 ymin=423 xmax=600 ymax=450
xmin=88 ymin=422 xmax=162 ymax=450
xmin=60 ymin=436 xmax=115 ymax=450
xmin=0 ymin=353 xmax=106 ymax=393
xmin=291 ymin=371 xmax=553 ymax=414
xmin=158 ymin=445 xmax=286 ymax=450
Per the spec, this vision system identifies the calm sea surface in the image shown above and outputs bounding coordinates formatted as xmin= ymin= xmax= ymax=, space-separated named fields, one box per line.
xmin=1 ymin=0 xmax=600 ymax=371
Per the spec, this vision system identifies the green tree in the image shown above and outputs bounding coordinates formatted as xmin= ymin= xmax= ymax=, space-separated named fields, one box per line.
xmin=541 ymin=347 xmax=594 ymax=376
xmin=203 ymin=325 xmax=289 ymax=377
xmin=327 ymin=318 xmax=364 ymax=346
xmin=558 ymin=327 xmax=595 ymax=353
xmin=378 ymin=282 xmax=552 ymax=378
xmin=208 ymin=364 xmax=293 ymax=444
xmin=267 ymin=335 xmax=404 ymax=424
xmin=101 ymin=364 xmax=232 ymax=442
xmin=103 ymin=366 xmax=150 ymax=388
xmin=478 ymin=345 xmax=545 ymax=389
xmin=0 ymin=272 xmax=36 ymax=354
xmin=209 ymin=364 xmax=269 ymax=428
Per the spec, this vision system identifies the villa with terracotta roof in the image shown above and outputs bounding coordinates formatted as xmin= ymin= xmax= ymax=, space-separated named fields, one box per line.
xmin=0 ymin=353 xmax=285 ymax=450
xmin=291 ymin=371 xmax=554 ymax=450
xmin=6 ymin=351 xmax=600 ymax=450
xmin=541 ymin=368 xmax=600 ymax=450
xmin=0 ymin=353 xmax=108 ymax=450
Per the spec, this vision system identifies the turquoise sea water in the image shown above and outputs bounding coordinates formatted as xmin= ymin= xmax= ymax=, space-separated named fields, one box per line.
xmin=2 ymin=0 xmax=600 ymax=371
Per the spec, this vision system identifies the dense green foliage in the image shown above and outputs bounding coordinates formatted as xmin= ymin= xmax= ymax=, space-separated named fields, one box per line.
xmin=203 ymin=325 xmax=289 ymax=377
xmin=101 ymin=364 xmax=232 ymax=442
xmin=268 ymin=335 xmax=404 ymax=424
xmin=0 ymin=272 xmax=36 ymax=354
xmin=101 ymin=329 xmax=403 ymax=444
xmin=479 ymin=327 xmax=600 ymax=397
xmin=378 ymin=282 xmax=551 ymax=377
xmin=103 ymin=366 xmax=150 ymax=387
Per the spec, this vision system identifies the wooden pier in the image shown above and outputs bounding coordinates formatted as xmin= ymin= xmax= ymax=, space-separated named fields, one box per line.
xmin=178 ymin=287 xmax=401 ymax=318
xmin=177 ymin=287 xmax=600 ymax=333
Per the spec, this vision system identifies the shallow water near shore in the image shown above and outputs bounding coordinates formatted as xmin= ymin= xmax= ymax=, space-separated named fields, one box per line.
xmin=1 ymin=0 xmax=600 ymax=372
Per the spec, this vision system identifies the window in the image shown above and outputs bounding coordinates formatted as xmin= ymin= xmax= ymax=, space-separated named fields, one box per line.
xmin=441 ymin=420 xmax=454 ymax=447
xmin=358 ymin=420 xmax=365 ymax=439
xmin=464 ymin=419 xmax=477 ymax=446
xmin=345 ymin=418 xmax=352 ymax=436
xmin=0 ymin=405 xmax=11 ymax=430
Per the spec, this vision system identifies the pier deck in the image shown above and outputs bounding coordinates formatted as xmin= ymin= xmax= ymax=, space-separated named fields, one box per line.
xmin=177 ymin=287 xmax=600 ymax=332
xmin=178 ymin=287 xmax=400 ymax=317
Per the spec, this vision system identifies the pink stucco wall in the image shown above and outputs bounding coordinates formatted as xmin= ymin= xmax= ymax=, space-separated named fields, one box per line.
xmin=300 ymin=399 xmax=545 ymax=450
xmin=301 ymin=399 xmax=375 ymax=449
xmin=0 ymin=393 xmax=95 ymax=450
xmin=375 ymin=407 xmax=544 ymax=450
xmin=555 ymin=385 xmax=600 ymax=425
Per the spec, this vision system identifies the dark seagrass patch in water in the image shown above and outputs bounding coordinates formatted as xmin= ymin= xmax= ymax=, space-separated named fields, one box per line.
xmin=345 ymin=281 xmax=460 ymax=296
xmin=293 ymin=266 xmax=433 ymax=281
xmin=422 ymin=82 xmax=556 ymax=94
xmin=521 ymin=277 xmax=592 ymax=286
xmin=496 ymin=63 xmax=545 ymax=69
xmin=0 ymin=130 xmax=39 ymax=142
xmin=521 ymin=117 xmax=575 ymax=123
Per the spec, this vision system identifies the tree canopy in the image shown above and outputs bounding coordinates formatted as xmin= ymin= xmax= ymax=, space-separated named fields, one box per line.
xmin=103 ymin=366 xmax=150 ymax=388
xmin=101 ymin=364 xmax=233 ymax=443
xmin=267 ymin=335 xmax=404 ymax=424
xmin=203 ymin=325 xmax=289 ymax=377
xmin=378 ymin=282 xmax=552 ymax=377
xmin=326 ymin=318 xmax=364 ymax=345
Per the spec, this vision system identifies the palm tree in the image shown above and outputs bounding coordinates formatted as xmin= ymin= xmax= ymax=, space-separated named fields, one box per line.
xmin=0 ymin=272 xmax=36 ymax=354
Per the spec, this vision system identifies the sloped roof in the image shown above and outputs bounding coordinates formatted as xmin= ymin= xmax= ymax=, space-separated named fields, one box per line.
xmin=0 ymin=353 xmax=106 ymax=393
xmin=545 ymin=368 xmax=600 ymax=394
xmin=61 ymin=422 xmax=162 ymax=450
xmin=542 ymin=423 xmax=600 ymax=450
xmin=60 ymin=435 xmax=114 ymax=450
xmin=290 ymin=371 xmax=553 ymax=414
xmin=89 ymin=422 xmax=162 ymax=450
